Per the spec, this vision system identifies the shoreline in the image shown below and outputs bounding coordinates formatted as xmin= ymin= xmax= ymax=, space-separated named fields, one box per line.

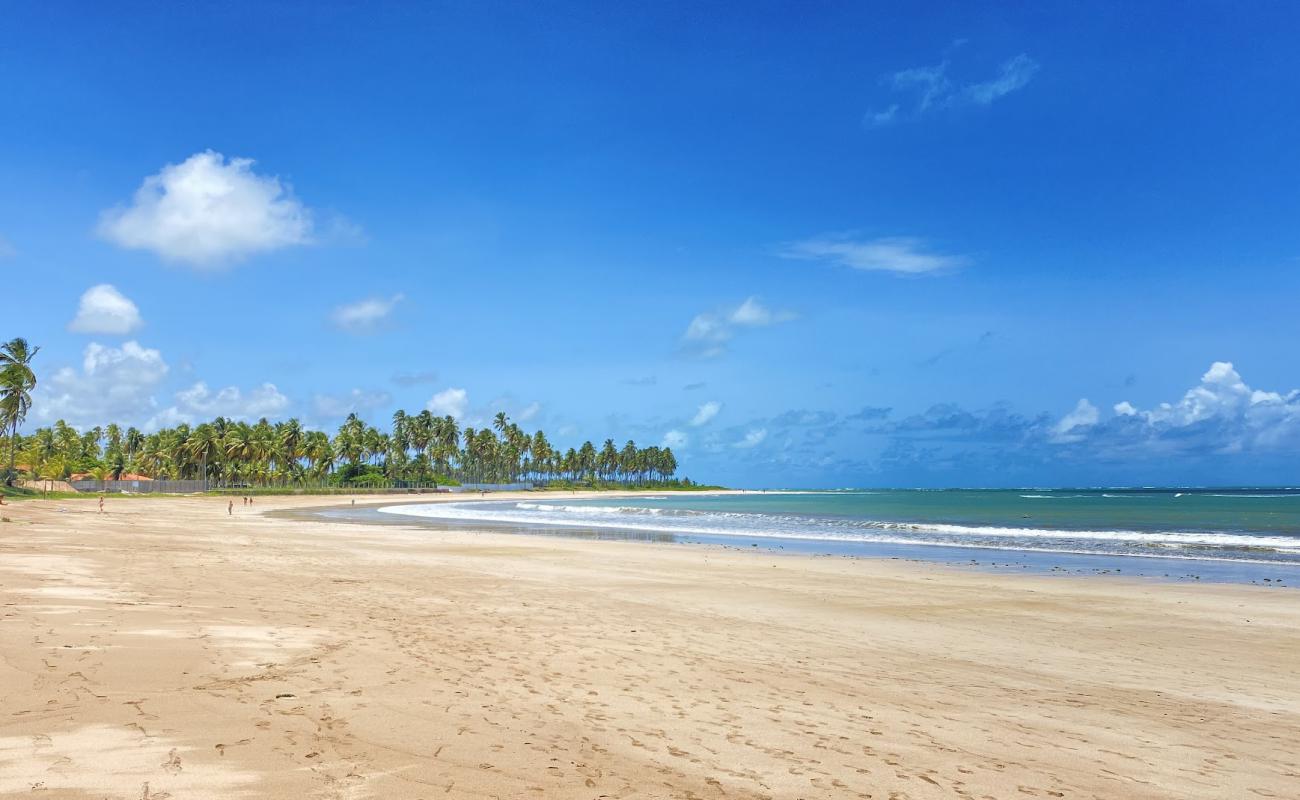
xmin=2 ymin=493 xmax=1298 ymax=798
xmin=289 ymin=494 xmax=1300 ymax=589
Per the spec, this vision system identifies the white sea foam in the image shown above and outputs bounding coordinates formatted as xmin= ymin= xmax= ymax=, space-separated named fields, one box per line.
xmin=378 ymin=501 xmax=1300 ymax=561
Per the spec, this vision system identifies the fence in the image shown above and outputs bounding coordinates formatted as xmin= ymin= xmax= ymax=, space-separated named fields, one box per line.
xmin=70 ymin=479 xmax=210 ymax=494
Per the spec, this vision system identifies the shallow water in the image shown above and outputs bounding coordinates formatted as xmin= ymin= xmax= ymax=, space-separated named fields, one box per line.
xmin=351 ymin=488 xmax=1300 ymax=586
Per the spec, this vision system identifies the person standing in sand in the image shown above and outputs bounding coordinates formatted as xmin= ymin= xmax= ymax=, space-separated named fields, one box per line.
xmin=98 ymin=494 xmax=104 ymax=514
xmin=228 ymin=499 xmax=233 ymax=515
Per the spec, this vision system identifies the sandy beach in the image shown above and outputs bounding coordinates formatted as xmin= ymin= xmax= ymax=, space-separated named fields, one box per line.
xmin=1 ymin=493 xmax=1298 ymax=799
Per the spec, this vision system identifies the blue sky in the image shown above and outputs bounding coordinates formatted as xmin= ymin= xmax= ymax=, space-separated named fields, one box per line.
xmin=4 ymin=1 xmax=1300 ymax=487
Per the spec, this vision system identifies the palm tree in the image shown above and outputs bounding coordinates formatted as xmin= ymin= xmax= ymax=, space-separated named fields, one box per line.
xmin=1 ymin=337 xmax=40 ymax=485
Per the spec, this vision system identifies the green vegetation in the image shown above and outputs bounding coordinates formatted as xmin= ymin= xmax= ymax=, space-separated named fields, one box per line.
xmin=3 ymin=336 xmax=704 ymax=492
xmin=1 ymin=337 xmax=39 ymax=484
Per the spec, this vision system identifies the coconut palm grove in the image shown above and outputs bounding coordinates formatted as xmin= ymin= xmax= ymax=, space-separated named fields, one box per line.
xmin=1 ymin=336 xmax=687 ymax=490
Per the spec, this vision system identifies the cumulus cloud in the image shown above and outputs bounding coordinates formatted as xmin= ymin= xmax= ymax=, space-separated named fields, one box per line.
xmin=149 ymin=381 xmax=290 ymax=429
xmin=68 ymin=284 xmax=143 ymax=335
xmin=34 ymin=341 xmax=169 ymax=427
xmin=1075 ymin=361 xmax=1300 ymax=455
xmin=690 ymin=400 xmax=722 ymax=427
xmin=427 ymin=387 xmax=469 ymax=420
xmin=331 ymin=294 xmax=404 ymax=333
xmin=735 ymin=428 xmax=768 ymax=449
xmin=779 ymin=235 xmax=967 ymax=275
xmin=682 ymin=296 xmax=796 ymax=357
xmin=1052 ymin=399 xmax=1099 ymax=443
xmin=312 ymin=388 xmax=392 ymax=419
xmin=867 ymin=51 xmax=1039 ymax=126
xmin=97 ymin=150 xmax=315 ymax=266
xmin=662 ymin=429 xmax=688 ymax=449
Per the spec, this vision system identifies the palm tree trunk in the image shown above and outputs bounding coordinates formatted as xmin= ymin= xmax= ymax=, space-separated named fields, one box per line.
xmin=7 ymin=417 xmax=17 ymax=486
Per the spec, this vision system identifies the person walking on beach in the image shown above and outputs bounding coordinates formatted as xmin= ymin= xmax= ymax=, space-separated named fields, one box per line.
xmin=228 ymin=499 xmax=233 ymax=515
xmin=98 ymin=494 xmax=105 ymax=514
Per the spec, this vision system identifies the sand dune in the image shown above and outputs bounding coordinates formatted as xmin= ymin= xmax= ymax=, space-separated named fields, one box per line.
xmin=1 ymin=493 xmax=1297 ymax=798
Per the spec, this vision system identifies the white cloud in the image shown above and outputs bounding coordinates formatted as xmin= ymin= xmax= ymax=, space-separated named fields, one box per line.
xmin=964 ymin=54 xmax=1040 ymax=105
xmin=735 ymin=428 xmax=768 ymax=449
xmin=729 ymin=297 xmax=796 ymax=326
xmin=149 ymin=381 xmax=289 ymax=429
xmin=331 ymin=294 xmax=404 ymax=333
xmin=312 ymin=388 xmax=392 ymax=419
xmin=1060 ymin=362 xmax=1300 ymax=455
xmin=34 ymin=341 xmax=169 ymax=427
xmin=68 ymin=284 xmax=143 ymax=335
xmin=516 ymin=401 xmax=542 ymax=423
xmin=690 ymin=400 xmax=722 ymax=427
xmin=867 ymin=52 xmax=1038 ymax=126
xmin=427 ymin=388 xmax=469 ymax=420
xmin=1052 ymin=398 xmax=1099 ymax=443
xmin=780 ymin=235 xmax=967 ymax=275
xmin=662 ymin=429 xmax=688 ymax=449
xmin=97 ymin=150 xmax=314 ymax=266
xmin=682 ymin=297 xmax=796 ymax=357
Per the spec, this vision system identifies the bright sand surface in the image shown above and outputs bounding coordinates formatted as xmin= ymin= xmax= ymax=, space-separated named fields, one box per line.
xmin=1 ymin=493 xmax=1298 ymax=799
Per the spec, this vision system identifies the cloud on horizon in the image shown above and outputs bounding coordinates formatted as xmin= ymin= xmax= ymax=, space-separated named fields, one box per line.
xmin=98 ymin=150 xmax=316 ymax=266
xmin=34 ymin=341 xmax=169 ymax=428
xmin=427 ymin=387 xmax=469 ymax=420
xmin=313 ymin=388 xmax=393 ymax=420
xmin=149 ymin=381 xmax=290 ymax=429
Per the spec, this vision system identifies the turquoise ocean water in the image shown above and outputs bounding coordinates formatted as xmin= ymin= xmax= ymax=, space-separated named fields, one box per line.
xmin=371 ymin=489 xmax=1300 ymax=585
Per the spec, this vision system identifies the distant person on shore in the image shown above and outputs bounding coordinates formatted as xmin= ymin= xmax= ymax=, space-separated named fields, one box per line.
xmin=228 ymin=500 xmax=233 ymax=516
xmin=98 ymin=494 xmax=105 ymax=514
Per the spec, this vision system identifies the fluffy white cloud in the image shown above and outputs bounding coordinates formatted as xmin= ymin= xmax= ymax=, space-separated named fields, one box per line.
xmin=682 ymin=297 xmax=796 ymax=357
xmin=867 ymin=51 xmax=1039 ymax=126
xmin=1052 ymin=398 xmax=1099 ymax=443
xmin=1060 ymin=362 xmax=1300 ymax=455
xmin=68 ymin=284 xmax=143 ymax=335
xmin=735 ymin=428 xmax=768 ymax=449
xmin=662 ymin=429 xmax=688 ymax=449
xmin=34 ymin=341 xmax=169 ymax=427
xmin=427 ymin=387 xmax=469 ymax=420
xmin=97 ymin=150 xmax=314 ymax=266
xmin=331 ymin=294 xmax=404 ymax=333
xmin=780 ymin=235 xmax=967 ymax=275
xmin=312 ymin=388 xmax=392 ymax=419
xmin=690 ymin=400 xmax=722 ymax=427
xmin=148 ymin=381 xmax=290 ymax=429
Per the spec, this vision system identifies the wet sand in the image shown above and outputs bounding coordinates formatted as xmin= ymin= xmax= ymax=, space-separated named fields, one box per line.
xmin=1 ymin=493 xmax=1298 ymax=799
